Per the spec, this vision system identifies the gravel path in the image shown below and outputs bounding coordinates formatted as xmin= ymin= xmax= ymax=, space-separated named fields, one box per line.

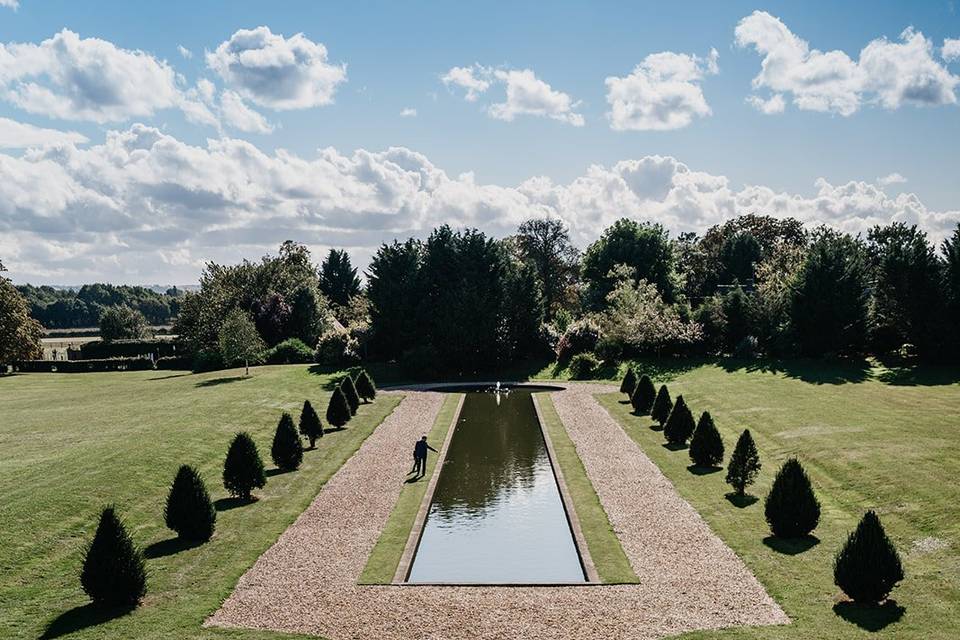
xmin=207 ymin=386 xmax=788 ymax=640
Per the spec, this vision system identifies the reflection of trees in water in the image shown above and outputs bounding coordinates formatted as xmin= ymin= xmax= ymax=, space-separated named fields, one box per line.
xmin=430 ymin=391 xmax=548 ymax=520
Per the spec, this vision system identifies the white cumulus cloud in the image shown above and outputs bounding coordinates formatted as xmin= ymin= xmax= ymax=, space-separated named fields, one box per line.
xmin=605 ymin=49 xmax=719 ymax=131
xmin=0 ymin=117 xmax=88 ymax=148
xmin=735 ymin=11 xmax=959 ymax=115
xmin=400 ymin=107 xmax=417 ymax=117
xmin=878 ymin=172 xmax=907 ymax=186
xmin=488 ymin=69 xmax=584 ymax=126
xmin=943 ymin=38 xmax=960 ymax=62
xmin=0 ymin=0 xmax=19 ymax=9
xmin=441 ymin=64 xmax=492 ymax=101
xmin=206 ymin=26 xmax=347 ymax=110
xmin=177 ymin=45 xmax=193 ymax=59
xmin=220 ymin=90 xmax=274 ymax=133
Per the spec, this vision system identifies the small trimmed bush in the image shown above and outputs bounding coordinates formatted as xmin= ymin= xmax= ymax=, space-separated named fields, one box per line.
xmin=271 ymin=413 xmax=304 ymax=472
xmin=326 ymin=386 xmax=351 ymax=429
xmin=619 ymin=367 xmax=638 ymax=398
xmin=80 ymin=506 xmax=147 ymax=608
xmin=726 ymin=429 xmax=761 ymax=496
xmin=651 ymin=384 xmax=672 ymax=428
xmin=222 ymin=432 xmax=266 ymax=501
xmin=663 ymin=395 xmax=695 ymax=446
xmin=569 ymin=352 xmax=600 ymax=379
xmin=265 ymin=338 xmax=315 ymax=364
xmin=299 ymin=400 xmax=323 ymax=448
xmin=764 ymin=457 xmax=821 ymax=538
xmin=164 ymin=465 xmax=216 ymax=541
xmin=341 ymin=376 xmax=361 ymax=415
xmin=630 ymin=374 xmax=656 ymax=416
xmin=689 ymin=411 xmax=724 ymax=467
xmin=355 ymin=369 xmax=377 ymax=403
xmin=834 ymin=510 xmax=904 ymax=604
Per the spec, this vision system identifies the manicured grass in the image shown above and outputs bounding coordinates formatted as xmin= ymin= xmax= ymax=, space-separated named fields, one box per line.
xmin=359 ymin=392 xmax=462 ymax=584
xmin=597 ymin=361 xmax=960 ymax=639
xmin=0 ymin=366 xmax=401 ymax=640
xmin=535 ymin=393 xmax=638 ymax=584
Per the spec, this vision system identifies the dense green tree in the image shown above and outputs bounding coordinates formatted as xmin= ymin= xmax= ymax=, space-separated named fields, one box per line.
xmin=80 ymin=506 xmax=147 ymax=608
xmin=789 ymin=228 xmax=869 ymax=357
xmin=355 ymin=370 xmax=377 ymax=403
xmin=341 ymin=376 xmax=360 ymax=415
xmin=620 ymin=367 xmax=638 ymax=398
xmin=218 ymin=309 xmax=266 ymax=376
xmin=287 ymin=285 xmax=327 ymax=346
xmin=222 ymin=432 xmax=266 ymax=501
xmin=726 ymin=429 xmax=761 ymax=496
xmin=366 ymin=239 xmax=423 ymax=360
xmin=720 ymin=231 xmax=763 ymax=285
xmin=18 ymin=282 xmax=181 ymax=329
xmin=663 ymin=395 xmax=695 ymax=446
xmin=319 ymin=249 xmax=361 ymax=307
xmin=99 ymin=305 xmax=148 ymax=342
xmin=0 ymin=274 xmax=43 ymax=366
xmin=499 ymin=247 xmax=546 ymax=361
xmin=252 ymin=292 xmax=291 ymax=346
xmin=271 ymin=413 xmax=304 ymax=472
xmin=299 ymin=400 xmax=323 ymax=448
xmin=943 ymin=224 xmax=960 ymax=358
xmin=582 ymin=219 xmax=678 ymax=306
xmin=834 ymin=510 xmax=904 ymax=604
xmin=651 ymin=384 xmax=672 ymax=428
xmin=515 ymin=218 xmax=580 ymax=319
xmin=326 ymin=386 xmax=351 ymax=428
xmin=764 ymin=457 xmax=821 ymax=537
xmin=630 ymin=374 xmax=656 ymax=415
xmin=721 ymin=286 xmax=755 ymax=352
xmin=164 ymin=465 xmax=216 ymax=541
xmin=689 ymin=411 xmax=724 ymax=467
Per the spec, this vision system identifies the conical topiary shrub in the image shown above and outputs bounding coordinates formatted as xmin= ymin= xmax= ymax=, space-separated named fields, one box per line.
xmin=223 ymin=432 xmax=266 ymax=501
xmin=80 ymin=506 xmax=147 ymax=608
xmin=355 ymin=370 xmax=377 ymax=403
xmin=663 ymin=395 xmax=695 ymax=446
xmin=620 ymin=367 xmax=638 ymax=398
xmin=326 ymin=386 xmax=351 ymax=429
xmin=341 ymin=376 xmax=360 ymax=415
xmin=764 ymin=457 xmax=821 ymax=538
xmin=834 ymin=510 xmax=904 ymax=604
xmin=630 ymin=374 xmax=656 ymax=415
xmin=726 ymin=429 xmax=761 ymax=496
xmin=164 ymin=465 xmax=216 ymax=541
xmin=299 ymin=400 xmax=323 ymax=448
xmin=689 ymin=411 xmax=725 ymax=467
xmin=271 ymin=412 xmax=304 ymax=472
xmin=651 ymin=384 xmax=672 ymax=428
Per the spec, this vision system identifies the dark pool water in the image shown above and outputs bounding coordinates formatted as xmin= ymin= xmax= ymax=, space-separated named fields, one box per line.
xmin=406 ymin=387 xmax=586 ymax=584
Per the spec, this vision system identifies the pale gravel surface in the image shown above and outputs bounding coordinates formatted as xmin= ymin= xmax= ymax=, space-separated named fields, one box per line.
xmin=207 ymin=385 xmax=788 ymax=640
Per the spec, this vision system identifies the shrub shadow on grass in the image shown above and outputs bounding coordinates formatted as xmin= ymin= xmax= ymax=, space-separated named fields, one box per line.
xmin=144 ymin=536 xmax=204 ymax=559
xmin=719 ymin=357 xmax=871 ymax=385
xmin=265 ymin=467 xmax=293 ymax=477
xmin=725 ymin=492 xmax=758 ymax=508
xmin=40 ymin=603 xmax=135 ymax=639
xmin=147 ymin=372 xmax=193 ymax=381
xmin=662 ymin=442 xmax=688 ymax=451
xmin=649 ymin=423 xmax=663 ymax=431
xmin=763 ymin=534 xmax=820 ymax=555
xmin=630 ymin=357 xmax=707 ymax=384
xmin=214 ymin=496 xmax=254 ymax=511
xmin=687 ymin=464 xmax=722 ymax=476
xmin=195 ymin=376 xmax=249 ymax=388
xmin=874 ymin=365 xmax=960 ymax=387
xmin=833 ymin=600 xmax=905 ymax=631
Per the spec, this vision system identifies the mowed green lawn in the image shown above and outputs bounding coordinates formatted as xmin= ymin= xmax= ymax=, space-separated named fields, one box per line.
xmin=597 ymin=360 xmax=960 ymax=640
xmin=0 ymin=366 xmax=401 ymax=640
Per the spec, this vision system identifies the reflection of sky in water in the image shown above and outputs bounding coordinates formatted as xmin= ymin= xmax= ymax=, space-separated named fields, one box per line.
xmin=407 ymin=390 xmax=585 ymax=583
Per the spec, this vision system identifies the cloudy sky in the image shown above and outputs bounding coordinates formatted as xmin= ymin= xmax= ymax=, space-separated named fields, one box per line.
xmin=1 ymin=0 xmax=958 ymax=284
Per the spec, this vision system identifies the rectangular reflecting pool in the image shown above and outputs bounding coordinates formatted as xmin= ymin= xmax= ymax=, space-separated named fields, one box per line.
xmin=406 ymin=386 xmax=587 ymax=584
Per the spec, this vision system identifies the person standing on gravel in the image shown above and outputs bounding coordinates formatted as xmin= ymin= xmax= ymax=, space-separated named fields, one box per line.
xmin=409 ymin=435 xmax=438 ymax=479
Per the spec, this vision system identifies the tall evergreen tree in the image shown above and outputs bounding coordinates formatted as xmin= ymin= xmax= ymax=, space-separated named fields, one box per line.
xmin=299 ymin=400 xmax=323 ymax=448
xmin=341 ymin=375 xmax=360 ymax=415
xmin=319 ymin=249 xmax=361 ymax=307
xmin=834 ymin=510 xmax=904 ymax=604
xmin=630 ymin=374 xmax=656 ymax=415
xmin=80 ymin=506 xmax=147 ymax=608
xmin=651 ymin=384 xmax=672 ymax=428
xmin=222 ymin=432 xmax=266 ymax=501
xmin=355 ymin=369 xmax=377 ymax=403
xmin=271 ymin=413 xmax=304 ymax=472
xmin=764 ymin=457 xmax=821 ymax=538
xmin=689 ymin=411 xmax=725 ymax=467
xmin=515 ymin=218 xmax=580 ymax=320
xmin=326 ymin=386 xmax=351 ymax=429
xmin=726 ymin=429 xmax=761 ymax=496
xmin=620 ymin=367 xmax=638 ymax=398
xmin=164 ymin=465 xmax=216 ymax=541
xmin=663 ymin=395 xmax=695 ymax=446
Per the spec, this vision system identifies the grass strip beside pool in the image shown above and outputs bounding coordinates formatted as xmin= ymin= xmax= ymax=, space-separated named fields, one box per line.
xmin=359 ymin=392 xmax=462 ymax=584
xmin=536 ymin=393 xmax=639 ymax=584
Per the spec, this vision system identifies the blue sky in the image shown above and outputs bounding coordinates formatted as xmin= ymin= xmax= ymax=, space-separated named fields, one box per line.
xmin=0 ymin=0 xmax=958 ymax=283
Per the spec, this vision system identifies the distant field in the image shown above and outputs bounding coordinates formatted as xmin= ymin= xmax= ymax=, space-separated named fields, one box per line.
xmin=0 ymin=365 xmax=400 ymax=640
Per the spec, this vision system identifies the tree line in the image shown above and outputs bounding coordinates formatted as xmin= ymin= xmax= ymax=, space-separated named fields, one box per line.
xmin=16 ymin=283 xmax=185 ymax=329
